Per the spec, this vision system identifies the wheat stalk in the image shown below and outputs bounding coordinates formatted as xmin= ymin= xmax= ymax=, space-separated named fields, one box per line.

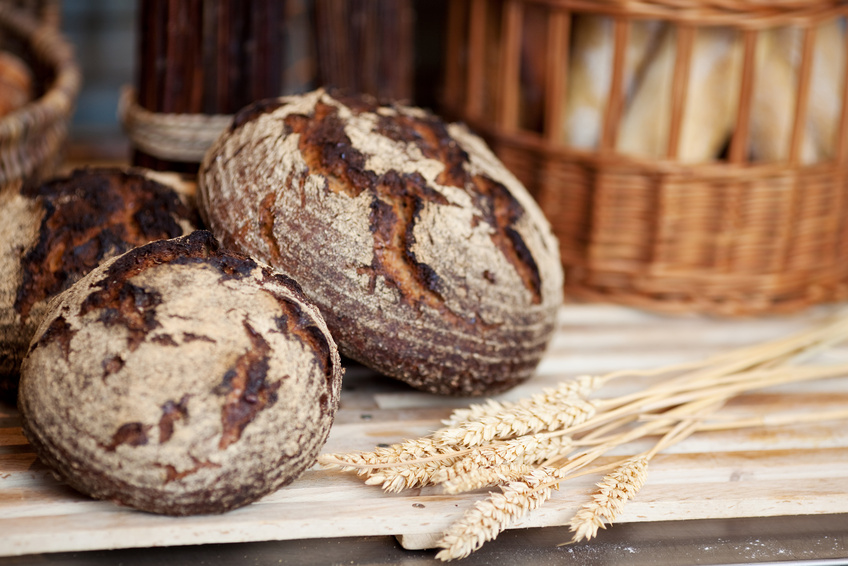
xmin=434 ymin=377 xmax=600 ymax=447
xmin=320 ymin=312 xmax=848 ymax=560
xmin=567 ymin=455 xmax=649 ymax=543
xmin=566 ymin=402 xmax=716 ymax=544
xmin=437 ymin=435 xmax=573 ymax=492
xmin=442 ymin=375 xmax=602 ymax=427
xmin=435 ymin=467 xmax=563 ymax=561
xmin=441 ymin=463 xmax=539 ymax=494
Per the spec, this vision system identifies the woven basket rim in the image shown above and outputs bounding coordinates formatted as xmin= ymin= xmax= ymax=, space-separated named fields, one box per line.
xmin=518 ymin=0 xmax=848 ymax=27
xmin=467 ymin=120 xmax=846 ymax=180
xmin=0 ymin=4 xmax=81 ymax=141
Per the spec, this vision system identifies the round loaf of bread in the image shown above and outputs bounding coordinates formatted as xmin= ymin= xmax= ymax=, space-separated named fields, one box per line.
xmin=0 ymin=50 xmax=32 ymax=117
xmin=0 ymin=167 xmax=197 ymax=402
xmin=199 ymin=89 xmax=563 ymax=396
xmin=19 ymin=231 xmax=342 ymax=515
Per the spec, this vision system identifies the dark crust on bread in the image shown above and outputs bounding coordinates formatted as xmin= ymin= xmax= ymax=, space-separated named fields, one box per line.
xmin=72 ymin=230 xmax=331 ymax=410
xmin=157 ymin=395 xmax=190 ymax=444
xmin=214 ymin=320 xmax=280 ymax=450
xmin=1 ymin=168 xmax=197 ymax=403
xmin=19 ymin=231 xmax=342 ymax=515
xmin=283 ymin=101 xmax=543 ymax=307
xmin=15 ymin=168 xmax=198 ymax=320
xmin=230 ymin=98 xmax=287 ymax=132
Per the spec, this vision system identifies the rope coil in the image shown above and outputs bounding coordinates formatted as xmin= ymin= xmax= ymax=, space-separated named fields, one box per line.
xmin=118 ymin=87 xmax=234 ymax=163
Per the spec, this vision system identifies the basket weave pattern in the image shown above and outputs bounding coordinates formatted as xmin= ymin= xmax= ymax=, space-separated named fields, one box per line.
xmin=443 ymin=0 xmax=848 ymax=315
xmin=0 ymin=3 xmax=80 ymax=190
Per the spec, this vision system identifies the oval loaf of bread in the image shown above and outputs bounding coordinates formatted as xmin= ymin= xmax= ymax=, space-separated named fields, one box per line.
xmin=19 ymin=231 xmax=343 ymax=515
xmin=199 ymin=89 xmax=563 ymax=396
xmin=0 ymin=167 xmax=197 ymax=402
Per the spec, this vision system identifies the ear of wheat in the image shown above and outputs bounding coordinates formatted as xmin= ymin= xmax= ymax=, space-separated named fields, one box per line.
xmin=318 ymin=313 xmax=848 ymax=561
xmin=568 ymin=455 xmax=649 ymax=543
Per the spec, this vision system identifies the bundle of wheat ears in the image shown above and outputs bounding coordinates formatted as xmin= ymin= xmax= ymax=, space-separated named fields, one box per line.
xmin=319 ymin=313 xmax=848 ymax=560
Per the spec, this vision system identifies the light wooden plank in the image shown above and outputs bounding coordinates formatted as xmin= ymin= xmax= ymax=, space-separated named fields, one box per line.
xmin=2 ymin=304 xmax=848 ymax=557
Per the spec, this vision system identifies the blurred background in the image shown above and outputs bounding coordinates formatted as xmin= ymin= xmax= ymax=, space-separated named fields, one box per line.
xmin=59 ymin=0 xmax=449 ymax=162
xmin=61 ymin=0 xmax=134 ymax=159
xmin=5 ymin=0 xmax=848 ymax=316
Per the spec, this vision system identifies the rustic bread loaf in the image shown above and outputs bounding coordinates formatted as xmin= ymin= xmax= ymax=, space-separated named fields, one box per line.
xmin=19 ymin=230 xmax=342 ymax=515
xmin=199 ymin=89 xmax=563 ymax=396
xmin=0 ymin=167 xmax=197 ymax=402
xmin=0 ymin=51 xmax=32 ymax=117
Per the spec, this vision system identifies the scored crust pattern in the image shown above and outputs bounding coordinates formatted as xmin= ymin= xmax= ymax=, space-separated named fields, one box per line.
xmin=200 ymin=89 xmax=563 ymax=396
xmin=19 ymin=231 xmax=343 ymax=515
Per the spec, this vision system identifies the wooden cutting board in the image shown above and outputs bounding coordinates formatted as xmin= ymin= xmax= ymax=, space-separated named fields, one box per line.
xmin=2 ymin=303 xmax=848 ymax=557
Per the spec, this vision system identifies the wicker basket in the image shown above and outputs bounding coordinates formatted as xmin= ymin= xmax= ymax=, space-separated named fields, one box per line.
xmin=0 ymin=3 xmax=80 ymax=191
xmin=442 ymin=0 xmax=848 ymax=315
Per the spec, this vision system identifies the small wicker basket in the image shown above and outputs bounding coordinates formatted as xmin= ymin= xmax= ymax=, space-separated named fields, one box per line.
xmin=0 ymin=3 xmax=80 ymax=191
xmin=442 ymin=0 xmax=848 ymax=315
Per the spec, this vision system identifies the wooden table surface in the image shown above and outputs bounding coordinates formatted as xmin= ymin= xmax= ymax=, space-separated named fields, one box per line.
xmin=3 ymin=303 xmax=848 ymax=561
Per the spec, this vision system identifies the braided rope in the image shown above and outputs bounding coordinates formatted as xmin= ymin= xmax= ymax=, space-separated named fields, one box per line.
xmin=118 ymin=87 xmax=234 ymax=163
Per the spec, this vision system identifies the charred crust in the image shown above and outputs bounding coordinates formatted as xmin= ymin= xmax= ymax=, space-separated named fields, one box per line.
xmin=197 ymin=253 xmax=258 ymax=281
xmin=264 ymin=268 xmax=305 ymax=297
xmin=151 ymin=334 xmax=178 ymax=347
xmin=101 ymin=355 xmax=124 ymax=379
xmin=365 ymin=171 xmax=466 ymax=324
xmin=374 ymin=111 xmax=471 ymax=190
xmin=230 ymin=98 xmax=286 ymax=131
xmin=158 ymin=395 xmax=190 ymax=443
xmin=82 ymin=230 xmax=251 ymax=316
xmin=34 ymin=316 xmax=76 ymax=360
xmin=258 ymin=192 xmax=283 ymax=264
xmin=506 ymin=227 xmax=542 ymax=301
xmin=83 ymin=232 xmax=216 ymax=300
xmin=77 ymin=231 xmax=326 ymax=399
xmin=404 ymin=197 xmax=446 ymax=299
xmin=325 ymin=88 xmax=382 ymax=114
xmin=89 ymin=282 xmax=163 ymax=352
xmin=106 ymin=422 xmax=150 ymax=451
xmin=372 ymin=100 xmax=543 ymax=304
xmin=215 ymin=321 xmax=280 ymax=450
xmin=14 ymin=168 xmax=196 ymax=320
xmin=161 ymin=457 xmax=221 ymax=484
xmin=182 ymin=332 xmax=216 ymax=344
xmin=284 ymin=102 xmax=462 ymax=321
xmin=283 ymin=103 xmax=376 ymax=198
xmin=472 ymin=175 xmax=543 ymax=304
xmin=272 ymin=296 xmax=335 ymax=390
xmin=75 ymin=232 xmax=221 ymax=350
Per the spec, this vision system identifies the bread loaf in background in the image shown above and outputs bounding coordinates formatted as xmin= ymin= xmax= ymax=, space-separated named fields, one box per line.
xmin=199 ymin=89 xmax=563 ymax=397
xmin=0 ymin=168 xmax=197 ymax=402
xmin=749 ymin=20 xmax=845 ymax=163
xmin=562 ymin=15 xmax=664 ymax=149
xmin=554 ymin=15 xmax=845 ymax=164
xmin=19 ymin=231 xmax=343 ymax=515
xmin=616 ymin=26 xmax=743 ymax=162
xmin=0 ymin=51 xmax=32 ymax=117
